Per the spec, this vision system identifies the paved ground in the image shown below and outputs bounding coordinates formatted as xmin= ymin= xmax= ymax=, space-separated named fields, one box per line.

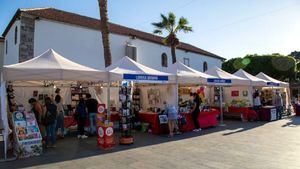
xmin=1 ymin=116 xmax=300 ymax=169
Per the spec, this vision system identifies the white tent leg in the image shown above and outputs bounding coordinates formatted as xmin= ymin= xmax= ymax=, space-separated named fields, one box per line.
xmin=219 ymin=86 xmax=226 ymax=126
xmin=1 ymin=80 xmax=8 ymax=160
xmin=107 ymin=82 xmax=111 ymax=121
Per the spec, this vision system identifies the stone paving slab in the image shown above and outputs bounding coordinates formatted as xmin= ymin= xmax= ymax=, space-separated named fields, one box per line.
xmin=1 ymin=116 xmax=300 ymax=169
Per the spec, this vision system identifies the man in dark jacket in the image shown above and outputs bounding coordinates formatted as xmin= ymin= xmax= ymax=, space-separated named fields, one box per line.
xmin=85 ymin=94 xmax=98 ymax=135
xmin=44 ymin=97 xmax=57 ymax=148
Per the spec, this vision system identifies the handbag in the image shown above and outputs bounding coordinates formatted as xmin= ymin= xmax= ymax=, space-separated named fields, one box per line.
xmin=178 ymin=116 xmax=187 ymax=125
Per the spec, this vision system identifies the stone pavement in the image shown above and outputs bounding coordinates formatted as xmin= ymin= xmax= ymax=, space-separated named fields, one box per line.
xmin=1 ymin=116 xmax=300 ymax=169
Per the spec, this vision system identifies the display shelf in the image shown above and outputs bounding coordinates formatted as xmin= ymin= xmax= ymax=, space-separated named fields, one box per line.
xmin=119 ymin=83 xmax=134 ymax=145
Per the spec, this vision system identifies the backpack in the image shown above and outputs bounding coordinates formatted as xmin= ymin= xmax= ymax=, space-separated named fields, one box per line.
xmin=43 ymin=104 xmax=57 ymax=126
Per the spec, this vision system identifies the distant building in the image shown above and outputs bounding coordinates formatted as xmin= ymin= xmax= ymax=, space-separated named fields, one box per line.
xmin=2 ymin=8 xmax=225 ymax=72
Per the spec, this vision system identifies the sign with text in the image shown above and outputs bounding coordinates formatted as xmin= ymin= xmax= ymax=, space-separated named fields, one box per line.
xmin=123 ymin=74 xmax=168 ymax=81
xmin=207 ymin=78 xmax=231 ymax=84
xmin=267 ymin=82 xmax=280 ymax=87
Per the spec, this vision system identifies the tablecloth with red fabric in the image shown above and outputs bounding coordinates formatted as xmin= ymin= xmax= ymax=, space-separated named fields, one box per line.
xmin=198 ymin=109 xmax=220 ymax=128
xmin=139 ymin=112 xmax=168 ymax=135
xmin=64 ymin=116 xmax=77 ymax=128
xmin=179 ymin=112 xmax=195 ymax=132
xmin=227 ymin=106 xmax=258 ymax=121
xmin=110 ymin=111 xmax=120 ymax=122
xmin=258 ymin=106 xmax=277 ymax=121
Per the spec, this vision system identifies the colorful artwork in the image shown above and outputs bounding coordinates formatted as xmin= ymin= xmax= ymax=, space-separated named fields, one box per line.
xmin=197 ymin=87 xmax=206 ymax=103
xmin=231 ymin=91 xmax=239 ymax=97
xmin=12 ymin=111 xmax=43 ymax=158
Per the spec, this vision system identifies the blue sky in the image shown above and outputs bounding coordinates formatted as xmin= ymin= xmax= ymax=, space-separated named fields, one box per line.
xmin=1 ymin=0 xmax=300 ymax=59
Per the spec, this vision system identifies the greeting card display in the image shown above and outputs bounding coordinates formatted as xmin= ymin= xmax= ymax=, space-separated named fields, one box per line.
xmin=12 ymin=111 xmax=42 ymax=158
xmin=119 ymin=81 xmax=134 ymax=144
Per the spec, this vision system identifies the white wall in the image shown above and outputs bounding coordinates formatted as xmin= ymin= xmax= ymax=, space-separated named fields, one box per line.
xmin=4 ymin=20 xmax=20 ymax=65
xmin=0 ymin=42 xmax=4 ymax=68
xmin=34 ymin=19 xmax=222 ymax=71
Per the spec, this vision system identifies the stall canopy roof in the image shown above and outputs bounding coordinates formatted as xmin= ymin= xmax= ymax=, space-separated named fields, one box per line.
xmin=234 ymin=69 xmax=268 ymax=86
xmin=256 ymin=72 xmax=289 ymax=87
xmin=3 ymin=49 xmax=107 ymax=82
xmin=205 ymin=66 xmax=251 ymax=86
xmin=105 ymin=56 xmax=174 ymax=83
xmin=163 ymin=61 xmax=216 ymax=84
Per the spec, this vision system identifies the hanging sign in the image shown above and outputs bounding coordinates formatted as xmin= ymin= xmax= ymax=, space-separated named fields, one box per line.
xmin=123 ymin=74 xmax=168 ymax=81
xmin=267 ymin=82 xmax=280 ymax=87
xmin=207 ymin=78 xmax=231 ymax=84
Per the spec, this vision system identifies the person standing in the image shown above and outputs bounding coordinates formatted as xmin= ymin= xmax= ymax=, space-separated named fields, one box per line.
xmin=163 ymin=101 xmax=179 ymax=137
xmin=76 ymin=98 xmax=88 ymax=139
xmin=28 ymin=98 xmax=46 ymax=139
xmin=44 ymin=97 xmax=57 ymax=148
xmin=275 ymin=92 xmax=283 ymax=119
xmin=54 ymin=95 xmax=64 ymax=138
xmin=85 ymin=94 xmax=98 ymax=136
xmin=190 ymin=93 xmax=201 ymax=132
xmin=253 ymin=92 xmax=262 ymax=111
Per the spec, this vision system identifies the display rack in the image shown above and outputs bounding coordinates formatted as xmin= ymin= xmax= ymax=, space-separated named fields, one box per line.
xmin=119 ymin=82 xmax=134 ymax=144
xmin=71 ymin=86 xmax=89 ymax=108
xmin=132 ymin=87 xmax=141 ymax=121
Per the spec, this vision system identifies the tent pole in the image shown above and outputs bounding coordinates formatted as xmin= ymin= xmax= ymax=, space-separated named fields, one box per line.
xmin=176 ymin=76 xmax=179 ymax=110
xmin=107 ymin=73 xmax=111 ymax=121
xmin=219 ymin=86 xmax=225 ymax=126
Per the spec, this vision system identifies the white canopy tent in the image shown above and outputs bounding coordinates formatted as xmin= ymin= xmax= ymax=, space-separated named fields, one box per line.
xmin=234 ymin=69 xmax=268 ymax=87
xmin=105 ymin=56 xmax=174 ymax=83
xmin=1 ymin=49 xmax=108 ymax=160
xmin=256 ymin=72 xmax=289 ymax=87
xmin=163 ymin=61 xmax=216 ymax=84
xmin=3 ymin=49 xmax=108 ymax=81
xmin=204 ymin=66 xmax=251 ymax=125
xmin=205 ymin=66 xmax=251 ymax=86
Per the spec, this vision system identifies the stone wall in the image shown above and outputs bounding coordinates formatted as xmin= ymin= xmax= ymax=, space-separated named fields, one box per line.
xmin=19 ymin=14 xmax=35 ymax=62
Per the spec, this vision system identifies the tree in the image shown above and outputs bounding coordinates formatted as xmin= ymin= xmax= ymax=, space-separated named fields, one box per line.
xmin=152 ymin=12 xmax=192 ymax=63
xmin=98 ymin=0 xmax=112 ymax=67
xmin=222 ymin=54 xmax=297 ymax=82
xmin=289 ymin=51 xmax=300 ymax=60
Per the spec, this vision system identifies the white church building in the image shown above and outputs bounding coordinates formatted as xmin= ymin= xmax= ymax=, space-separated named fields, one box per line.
xmin=2 ymin=8 xmax=224 ymax=72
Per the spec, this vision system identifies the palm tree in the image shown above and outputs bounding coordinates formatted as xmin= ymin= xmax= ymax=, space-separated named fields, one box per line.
xmin=98 ymin=0 xmax=112 ymax=67
xmin=152 ymin=12 xmax=192 ymax=63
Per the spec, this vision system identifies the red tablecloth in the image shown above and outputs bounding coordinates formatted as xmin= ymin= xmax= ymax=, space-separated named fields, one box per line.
xmin=139 ymin=112 xmax=168 ymax=135
xmin=110 ymin=111 xmax=120 ymax=122
xmin=198 ymin=109 xmax=220 ymax=128
xmin=227 ymin=106 xmax=258 ymax=121
xmin=179 ymin=112 xmax=195 ymax=132
xmin=258 ymin=106 xmax=277 ymax=121
xmin=64 ymin=116 xmax=77 ymax=128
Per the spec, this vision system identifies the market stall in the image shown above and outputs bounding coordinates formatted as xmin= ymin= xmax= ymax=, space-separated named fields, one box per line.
xmin=255 ymin=72 xmax=291 ymax=120
xmin=205 ymin=66 xmax=251 ymax=124
xmin=1 ymin=49 xmax=108 ymax=159
xmin=105 ymin=56 xmax=174 ymax=140
xmin=164 ymin=62 xmax=221 ymax=131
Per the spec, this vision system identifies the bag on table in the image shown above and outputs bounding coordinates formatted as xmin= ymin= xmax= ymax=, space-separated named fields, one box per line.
xmin=158 ymin=115 xmax=168 ymax=124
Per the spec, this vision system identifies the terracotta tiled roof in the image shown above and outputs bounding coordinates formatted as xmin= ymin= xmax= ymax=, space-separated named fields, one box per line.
xmin=2 ymin=8 xmax=225 ymax=60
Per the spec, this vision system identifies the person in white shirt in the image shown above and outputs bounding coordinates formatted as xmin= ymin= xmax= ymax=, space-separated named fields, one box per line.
xmin=253 ymin=91 xmax=262 ymax=111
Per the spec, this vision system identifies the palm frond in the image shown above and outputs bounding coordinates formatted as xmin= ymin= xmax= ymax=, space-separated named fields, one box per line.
xmin=174 ymin=17 xmax=193 ymax=33
xmin=178 ymin=17 xmax=188 ymax=26
xmin=152 ymin=22 xmax=165 ymax=29
xmin=168 ymin=12 xmax=176 ymax=27
xmin=153 ymin=29 xmax=163 ymax=35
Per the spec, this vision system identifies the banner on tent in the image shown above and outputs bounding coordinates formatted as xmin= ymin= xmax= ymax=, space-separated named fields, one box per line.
xmin=267 ymin=82 xmax=280 ymax=87
xmin=207 ymin=78 xmax=231 ymax=84
xmin=123 ymin=74 xmax=168 ymax=81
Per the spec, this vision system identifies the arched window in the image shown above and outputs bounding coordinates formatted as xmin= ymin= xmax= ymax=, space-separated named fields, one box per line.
xmin=203 ymin=61 xmax=208 ymax=72
xmin=161 ymin=53 xmax=168 ymax=67
xmin=14 ymin=26 xmax=18 ymax=45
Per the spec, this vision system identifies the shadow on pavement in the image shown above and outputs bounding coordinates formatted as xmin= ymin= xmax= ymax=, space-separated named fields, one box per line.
xmin=282 ymin=116 xmax=300 ymax=127
xmin=0 ymin=120 xmax=267 ymax=169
